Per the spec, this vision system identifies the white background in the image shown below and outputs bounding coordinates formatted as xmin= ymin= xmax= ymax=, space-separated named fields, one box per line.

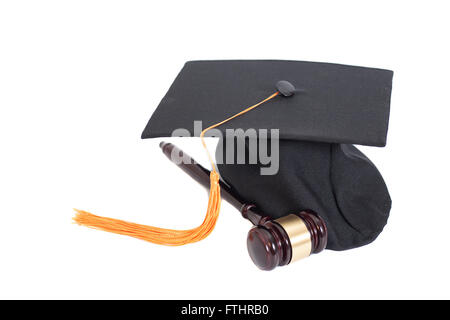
xmin=0 ymin=1 xmax=449 ymax=300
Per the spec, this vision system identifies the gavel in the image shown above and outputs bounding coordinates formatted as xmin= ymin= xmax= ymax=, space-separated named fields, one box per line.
xmin=160 ymin=142 xmax=328 ymax=270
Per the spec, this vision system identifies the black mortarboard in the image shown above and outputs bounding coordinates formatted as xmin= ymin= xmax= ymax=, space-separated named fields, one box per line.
xmin=75 ymin=60 xmax=393 ymax=270
xmin=142 ymin=60 xmax=393 ymax=147
xmin=142 ymin=60 xmax=393 ymax=251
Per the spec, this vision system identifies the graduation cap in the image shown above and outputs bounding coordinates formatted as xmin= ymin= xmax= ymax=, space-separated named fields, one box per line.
xmin=74 ymin=60 xmax=393 ymax=270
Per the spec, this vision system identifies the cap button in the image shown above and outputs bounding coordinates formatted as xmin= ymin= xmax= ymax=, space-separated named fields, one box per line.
xmin=276 ymin=80 xmax=296 ymax=97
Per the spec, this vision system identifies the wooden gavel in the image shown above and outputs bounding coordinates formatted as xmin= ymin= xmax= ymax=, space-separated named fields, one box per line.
xmin=160 ymin=142 xmax=328 ymax=270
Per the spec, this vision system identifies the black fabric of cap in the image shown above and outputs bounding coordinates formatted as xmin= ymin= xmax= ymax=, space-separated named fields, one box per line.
xmin=215 ymin=139 xmax=391 ymax=251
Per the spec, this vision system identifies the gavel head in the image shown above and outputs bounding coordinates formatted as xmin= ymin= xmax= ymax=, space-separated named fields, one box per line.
xmin=247 ymin=210 xmax=327 ymax=270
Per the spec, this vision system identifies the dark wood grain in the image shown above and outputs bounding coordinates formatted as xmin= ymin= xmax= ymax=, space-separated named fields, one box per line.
xmin=160 ymin=141 xmax=328 ymax=270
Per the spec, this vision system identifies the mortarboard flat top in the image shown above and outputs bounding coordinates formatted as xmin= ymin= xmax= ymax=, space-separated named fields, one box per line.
xmin=142 ymin=60 xmax=393 ymax=147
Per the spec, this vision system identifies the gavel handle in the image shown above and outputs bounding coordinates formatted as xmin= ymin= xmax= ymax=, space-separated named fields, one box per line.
xmin=159 ymin=142 xmax=266 ymax=225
